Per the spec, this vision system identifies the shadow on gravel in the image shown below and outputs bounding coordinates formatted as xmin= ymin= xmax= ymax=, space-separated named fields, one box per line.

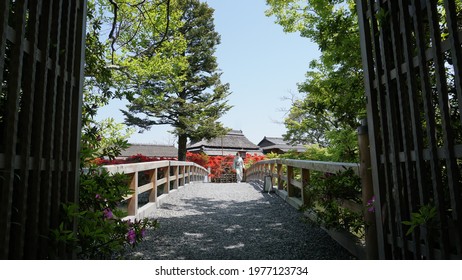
xmin=123 ymin=183 xmax=355 ymax=260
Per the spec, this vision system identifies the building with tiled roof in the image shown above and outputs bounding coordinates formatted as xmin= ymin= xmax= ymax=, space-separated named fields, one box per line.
xmin=119 ymin=144 xmax=178 ymax=158
xmin=257 ymin=136 xmax=306 ymax=154
xmin=187 ymin=130 xmax=262 ymax=156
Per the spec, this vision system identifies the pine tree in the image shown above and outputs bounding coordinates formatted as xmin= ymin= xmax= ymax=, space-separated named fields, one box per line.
xmin=122 ymin=0 xmax=231 ymax=161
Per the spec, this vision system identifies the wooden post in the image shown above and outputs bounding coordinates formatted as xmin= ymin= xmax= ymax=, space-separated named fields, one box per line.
xmin=186 ymin=165 xmax=190 ymax=184
xmin=270 ymin=163 xmax=275 ymax=186
xmin=287 ymin=166 xmax=295 ymax=197
xmin=128 ymin=172 xmax=138 ymax=216
xmin=277 ymin=163 xmax=283 ymax=190
xmin=179 ymin=166 xmax=183 ymax=187
xmin=149 ymin=168 xmax=157 ymax=203
xmin=174 ymin=165 xmax=179 ymax=189
xmin=301 ymin=168 xmax=310 ymax=206
xmin=164 ymin=166 xmax=170 ymax=194
xmin=358 ymin=119 xmax=378 ymax=259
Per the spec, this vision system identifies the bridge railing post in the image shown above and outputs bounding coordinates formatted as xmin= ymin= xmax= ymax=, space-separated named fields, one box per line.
xmin=164 ymin=166 xmax=170 ymax=195
xmin=277 ymin=163 xmax=283 ymax=190
xmin=301 ymin=168 xmax=310 ymax=206
xmin=287 ymin=166 xmax=295 ymax=197
xmin=149 ymin=169 xmax=157 ymax=203
xmin=128 ymin=172 xmax=138 ymax=216
xmin=270 ymin=163 xmax=275 ymax=186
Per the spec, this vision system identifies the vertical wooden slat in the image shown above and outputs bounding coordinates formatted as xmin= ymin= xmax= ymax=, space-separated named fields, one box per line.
xmin=50 ymin=0 xmax=72 ymax=233
xmin=0 ymin=0 xmax=9 ymax=87
xmin=39 ymin=0 xmax=64 ymax=258
xmin=149 ymin=168 xmax=158 ymax=202
xmin=397 ymin=0 xmax=431 ymax=259
xmin=0 ymin=0 xmax=9 ymax=259
xmin=356 ymin=0 xmax=387 ymax=259
xmin=301 ymin=168 xmax=310 ymax=206
xmin=1 ymin=0 xmax=28 ymax=259
xmin=426 ymin=0 xmax=461 ymax=256
xmin=370 ymin=0 xmax=399 ymax=259
xmin=26 ymin=0 xmax=55 ymax=259
xmin=444 ymin=0 xmax=462 ymax=122
xmin=277 ymin=163 xmax=283 ymax=190
xmin=10 ymin=1 xmax=42 ymax=259
xmin=128 ymin=172 xmax=138 ymax=216
xmin=164 ymin=166 xmax=170 ymax=194
xmin=358 ymin=121 xmax=378 ymax=259
xmin=68 ymin=0 xmax=87 ymax=259
xmin=411 ymin=0 xmax=446 ymax=259
xmin=185 ymin=165 xmax=190 ymax=184
xmin=60 ymin=5 xmax=79 ymax=255
xmin=287 ymin=166 xmax=294 ymax=197
xmin=270 ymin=163 xmax=275 ymax=186
xmin=174 ymin=165 xmax=179 ymax=189
xmin=387 ymin=0 xmax=420 ymax=259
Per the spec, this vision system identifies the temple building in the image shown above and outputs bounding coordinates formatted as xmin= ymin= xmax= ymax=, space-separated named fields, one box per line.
xmin=118 ymin=144 xmax=178 ymax=159
xmin=187 ymin=130 xmax=262 ymax=156
xmin=257 ymin=136 xmax=306 ymax=155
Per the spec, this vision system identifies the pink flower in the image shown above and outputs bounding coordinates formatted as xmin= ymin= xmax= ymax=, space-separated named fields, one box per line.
xmin=95 ymin=194 xmax=101 ymax=199
xmin=127 ymin=228 xmax=136 ymax=244
xmin=103 ymin=208 xmax=113 ymax=219
xmin=367 ymin=195 xmax=376 ymax=213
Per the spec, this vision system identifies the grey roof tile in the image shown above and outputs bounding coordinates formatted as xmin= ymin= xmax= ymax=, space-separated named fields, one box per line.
xmin=188 ymin=130 xmax=260 ymax=150
xmin=120 ymin=144 xmax=178 ymax=158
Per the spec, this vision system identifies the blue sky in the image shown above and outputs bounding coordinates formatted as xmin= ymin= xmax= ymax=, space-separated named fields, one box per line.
xmin=96 ymin=0 xmax=320 ymax=145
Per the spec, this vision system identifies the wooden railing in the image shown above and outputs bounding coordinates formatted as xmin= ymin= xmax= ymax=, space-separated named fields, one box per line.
xmin=102 ymin=161 xmax=208 ymax=219
xmin=246 ymin=158 xmax=369 ymax=259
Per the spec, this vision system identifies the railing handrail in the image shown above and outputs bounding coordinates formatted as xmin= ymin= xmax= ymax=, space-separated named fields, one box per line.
xmin=102 ymin=160 xmax=207 ymax=173
xmin=248 ymin=158 xmax=359 ymax=175
xmin=101 ymin=160 xmax=209 ymax=219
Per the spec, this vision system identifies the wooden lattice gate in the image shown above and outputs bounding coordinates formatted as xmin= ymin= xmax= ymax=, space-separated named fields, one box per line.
xmin=357 ymin=0 xmax=462 ymax=259
xmin=0 ymin=1 xmax=87 ymax=259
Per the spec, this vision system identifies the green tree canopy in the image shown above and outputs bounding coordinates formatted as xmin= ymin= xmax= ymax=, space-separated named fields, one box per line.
xmin=120 ymin=0 xmax=231 ymax=160
xmin=266 ymin=0 xmax=365 ymax=162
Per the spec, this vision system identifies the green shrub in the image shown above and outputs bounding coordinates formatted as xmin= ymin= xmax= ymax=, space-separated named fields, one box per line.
xmin=52 ymin=168 xmax=158 ymax=259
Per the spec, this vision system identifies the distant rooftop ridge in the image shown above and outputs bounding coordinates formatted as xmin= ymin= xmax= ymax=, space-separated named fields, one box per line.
xmin=128 ymin=143 xmax=175 ymax=147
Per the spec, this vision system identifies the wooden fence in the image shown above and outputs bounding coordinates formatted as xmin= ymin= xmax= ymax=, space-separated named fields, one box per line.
xmin=357 ymin=0 xmax=462 ymax=259
xmin=245 ymin=158 xmax=370 ymax=259
xmin=102 ymin=161 xmax=208 ymax=219
xmin=0 ymin=1 xmax=87 ymax=259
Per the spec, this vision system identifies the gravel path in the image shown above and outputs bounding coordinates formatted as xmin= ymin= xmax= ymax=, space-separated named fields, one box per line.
xmin=123 ymin=182 xmax=355 ymax=260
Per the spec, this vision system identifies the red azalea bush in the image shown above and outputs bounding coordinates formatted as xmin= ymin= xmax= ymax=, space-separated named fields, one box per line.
xmin=186 ymin=152 xmax=209 ymax=167
xmin=244 ymin=153 xmax=266 ymax=168
xmin=186 ymin=152 xmax=266 ymax=181
xmin=207 ymin=155 xmax=235 ymax=180
xmin=95 ymin=153 xmax=177 ymax=165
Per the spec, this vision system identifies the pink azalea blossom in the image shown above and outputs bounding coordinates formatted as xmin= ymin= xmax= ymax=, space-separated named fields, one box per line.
xmin=103 ymin=208 xmax=113 ymax=219
xmin=127 ymin=228 xmax=136 ymax=244
xmin=367 ymin=195 xmax=376 ymax=213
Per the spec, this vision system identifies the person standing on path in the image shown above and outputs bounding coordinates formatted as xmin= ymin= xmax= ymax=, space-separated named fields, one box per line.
xmin=233 ymin=152 xmax=244 ymax=183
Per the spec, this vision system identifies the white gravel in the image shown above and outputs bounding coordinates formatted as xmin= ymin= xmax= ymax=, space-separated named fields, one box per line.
xmin=122 ymin=182 xmax=355 ymax=260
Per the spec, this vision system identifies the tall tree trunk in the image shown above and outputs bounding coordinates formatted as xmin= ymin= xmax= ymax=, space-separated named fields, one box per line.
xmin=177 ymin=134 xmax=187 ymax=161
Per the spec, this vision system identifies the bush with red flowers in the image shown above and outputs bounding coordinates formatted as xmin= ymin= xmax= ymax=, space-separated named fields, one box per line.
xmin=185 ymin=152 xmax=266 ymax=181
xmin=186 ymin=152 xmax=209 ymax=168
xmin=95 ymin=153 xmax=177 ymax=165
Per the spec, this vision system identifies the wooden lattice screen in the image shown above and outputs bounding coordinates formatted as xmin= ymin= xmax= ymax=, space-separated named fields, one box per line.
xmin=0 ymin=0 xmax=87 ymax=259
xmin=357 ymin=0 xmax=462 ymax=259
